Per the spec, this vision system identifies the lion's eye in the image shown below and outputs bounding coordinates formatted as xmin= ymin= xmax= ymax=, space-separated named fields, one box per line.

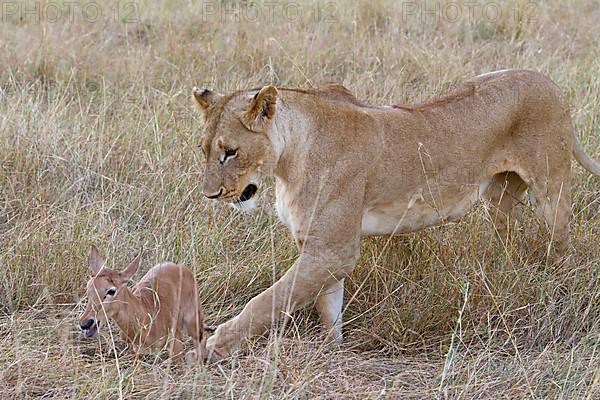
xmin=105 ymin=288 xmax=116 ymax=298
xmin=220 ymin=149 xmax=238 ymax=164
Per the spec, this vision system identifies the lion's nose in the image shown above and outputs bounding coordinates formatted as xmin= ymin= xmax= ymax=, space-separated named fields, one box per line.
xmin=80 ymin=319 xmax=94 ymax=330
xmin=203 ymin=188 xmax=223 ymax=199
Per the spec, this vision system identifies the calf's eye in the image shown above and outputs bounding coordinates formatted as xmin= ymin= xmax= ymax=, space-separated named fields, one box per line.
xmin=105 ymin=288 xmax=116 ymax=297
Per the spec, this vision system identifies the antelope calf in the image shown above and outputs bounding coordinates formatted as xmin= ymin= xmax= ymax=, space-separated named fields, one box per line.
xmin=79 ymin=246 xmax=207 ymax=364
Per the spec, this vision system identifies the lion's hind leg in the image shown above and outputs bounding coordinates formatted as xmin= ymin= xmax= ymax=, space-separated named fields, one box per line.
xmin=315 ymin=278 xmax=344 ymax=344
xmin=484 ymin=171 xmax=528 ymax=242
xmin=528 ymin=177 xmax=572 ymax=258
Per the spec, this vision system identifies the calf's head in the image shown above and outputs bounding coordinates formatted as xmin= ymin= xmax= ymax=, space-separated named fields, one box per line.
xmin=79 ymin=245 xmax=140 ymax=337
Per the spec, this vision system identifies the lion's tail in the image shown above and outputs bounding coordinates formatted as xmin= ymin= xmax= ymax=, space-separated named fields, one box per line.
xmin=572 ymin=130 xmax=600 ymax=175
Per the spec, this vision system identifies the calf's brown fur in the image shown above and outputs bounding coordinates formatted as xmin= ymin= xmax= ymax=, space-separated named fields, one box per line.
xmin=79 ymin=246 xmax=206 ymax=364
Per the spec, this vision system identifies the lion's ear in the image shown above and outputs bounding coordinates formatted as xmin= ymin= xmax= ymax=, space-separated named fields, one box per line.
xmin=241 ymin=85 xmax=278 ymax=132
xmin=192 ymin=87 xmax=221 ymax=115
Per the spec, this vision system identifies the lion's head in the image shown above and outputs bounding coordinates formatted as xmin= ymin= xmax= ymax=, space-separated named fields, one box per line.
xmin=192 ymin=85 xmax=278 ymax=211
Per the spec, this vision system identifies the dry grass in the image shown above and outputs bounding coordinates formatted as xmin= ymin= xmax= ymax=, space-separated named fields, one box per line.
xmin=0 ymin=0 xmax=599 ymax=398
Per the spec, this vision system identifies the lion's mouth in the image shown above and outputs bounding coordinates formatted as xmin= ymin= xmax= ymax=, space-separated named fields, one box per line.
xmin=237 ymin=184 xmax=257 ymax=203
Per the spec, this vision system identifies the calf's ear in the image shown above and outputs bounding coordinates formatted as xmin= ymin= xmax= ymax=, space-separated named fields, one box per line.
xmin=90 ymin=245 xmax=105 ymax=275
xmin=119 ymin=252 xmax=141 ymax=283
xmin=241 ymin=85 xmax=278 ymax=132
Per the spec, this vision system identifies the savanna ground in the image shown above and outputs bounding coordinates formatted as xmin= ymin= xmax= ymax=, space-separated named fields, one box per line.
xmin=0 ymin=0 xmax=599 ymax=398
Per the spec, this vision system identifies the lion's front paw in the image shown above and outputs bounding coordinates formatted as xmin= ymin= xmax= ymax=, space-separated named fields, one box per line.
xmin=206 ymin=334 xmax=228 ymax=361
xmin=205 ymin=321 xmax=243 ymax=360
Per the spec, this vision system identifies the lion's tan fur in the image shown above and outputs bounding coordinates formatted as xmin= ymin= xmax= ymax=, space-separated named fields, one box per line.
xmin=192 ymin=69 xmax=600 ymax=357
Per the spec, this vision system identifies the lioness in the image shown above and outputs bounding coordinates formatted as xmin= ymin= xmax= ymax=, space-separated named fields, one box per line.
xmin=192 ymin=70 xmax=599 ymax=357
